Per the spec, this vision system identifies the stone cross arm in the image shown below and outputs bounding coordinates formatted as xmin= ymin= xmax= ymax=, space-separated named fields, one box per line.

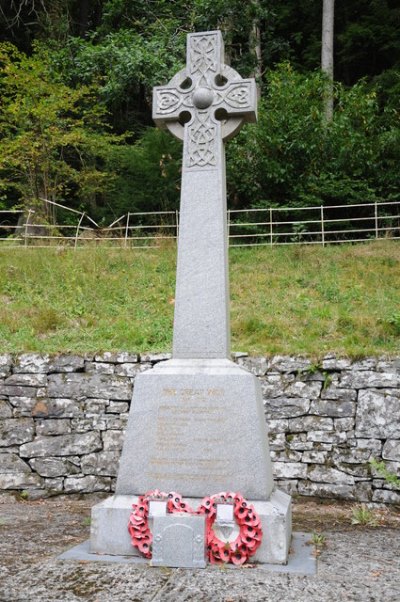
xmin=153 ymin=31 xmax=257 ymax=143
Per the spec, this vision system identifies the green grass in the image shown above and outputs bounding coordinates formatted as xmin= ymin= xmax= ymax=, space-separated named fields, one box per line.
xmin=1 ymin=240 xmax=399 ymax=357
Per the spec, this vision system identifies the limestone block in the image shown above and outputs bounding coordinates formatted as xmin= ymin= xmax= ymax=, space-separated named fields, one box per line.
xmin=5 ymin=373 xmax=48 ymax=387
xmin=270 ymin=449 xmax=302 ymax=462
xmin=48 ymin=354 xmax=85 ymax=373
xmin=334 ymin=417 xmax=355 ymax=432
xmin=85 ymin=362 xmax=115 ymax=375
xmin=33 ymin=398 xmax=82 ymax=418
xmin=269 ymin=356 xmax=312 ymax=373
xmin=106 ymin=401 xmax=129 ymax=414
xmin=301 ymin=451 xmax=327 ymax=464
xmin=70 ymin=417 xmax=107 ymax=432
xmin=340 ymin=371 xmax=400 ymax=389
xmin=0 ymin=418 xmax=34 ymax=446
xmin=0 ymin=472 xmax=43 ymax=489
xmin=287 ymin=416 xmax=334 ymax=433
xmin=382 ymin=439 xmax=400 ymax=461
xmin=114 ymin=363 xmax=152 ymax=377
xmin=44 ymin=477 xmax=64 ymax=493
xmin=0 ymin=453 xmax=31 ymax=473
xmin=0 ymin=400 xmax=12 ymax=418
xmin=350 ymin=358 xmax=377 ymax=371
xmin=8 ymin=397 xmax=38 ymax=417
xmin=264 ymin=397 xmax=310 ymax=419
xmin=81 ymin=451 xmax=121 ymax=476
xmin=140 ymin=353 xmax=171 ymax=363
xmin=84 ymin=399 xmax=109 ymax=414
xmin=0 ymin=354 xmax=12 ymax=378
xmin=19 ymin=432 xmax=102 ymax=457
xmin=283 ymin=381 xmax=322 ymax=399
xmin=307 ymin=430 xmax=347 ymax=444
xmin=237 ymin=356 xmax=268 ymax=376
xmin=285 ymin=433 xmax=314 ymax=451
xmin=320 ymin=385 xmax=357 ymax=402
xmin=13 ymin=353 xmax=50 ymax=373
xmin=333 ymin=447 xmax=372 ymax=464
xmin=94 ymin=352 xmax=139 ymax=363
xmin=36 ymin=419 xmax=72 ymax=436
xmin=356 ymin=389 xmax=400 ymax=438
xmin=308 ymin=465 xmax=354 ymax=485
xmin=266 ymin=419 xmax=288 ymax=433
xmin=273 ymin=462 xmax=307 ymax=479
xmin=372 ymin=489 xmax=400 ymax=504
xmin=355 ymin=438 xmax=383 ymax=455
xmin=64 ymin=475 xmax=111 ymax=493
xmin=48 ymin=373 xmax=132 ymax=401
xmin=333 ymin=462 xmax=370 ymax=479
xmin=29 ymin=457 xmax=81 ymax=477
xmin=260 ymin=373 xmax=295 ymax=398
xmin=0 ymin=384 xmax=38 ymax=397
xmin=298 ymin=481 xmax=354 ymax=500
xmin=310 ymin=398 xmax=355 ymax=417
xmin=102 ymin=431 xmax=125 ymax=451
xmin=321 ymin=356 xmax=352 ymax=370
xmin=376 ymin=359 xmax=400 ymax=372
xmin=268 ymin=432 xmax=286 ymax=450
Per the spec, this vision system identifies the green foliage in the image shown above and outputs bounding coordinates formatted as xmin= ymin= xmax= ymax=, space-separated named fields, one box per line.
xmin=227 ymin=64 xmax=399 ymax=209
xmin=0 ymin=43 xmax=120 ymax=217
xmin=351 ymin=504 xmax=379 ymax=527
xmin=370 ymin=459 xmax=400 ymax=488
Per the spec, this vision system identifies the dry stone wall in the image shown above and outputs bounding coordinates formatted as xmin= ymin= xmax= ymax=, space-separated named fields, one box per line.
xmin=1 ymin=352 xmax=400 ymax=504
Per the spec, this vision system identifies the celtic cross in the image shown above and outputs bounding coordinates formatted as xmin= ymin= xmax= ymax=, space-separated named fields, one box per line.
xmin=153 ymin=31 xmax=257 ymax=359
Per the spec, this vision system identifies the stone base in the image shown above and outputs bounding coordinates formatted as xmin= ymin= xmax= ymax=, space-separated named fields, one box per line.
xmin=90 ymin=489 xmax=292 ymax=565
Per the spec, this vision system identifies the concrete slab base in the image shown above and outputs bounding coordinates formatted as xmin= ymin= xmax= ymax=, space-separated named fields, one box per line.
xmin=90 ymin=489 xmax=291 ymax=565
xmin=59 ymin=532 xmax=315 ymax=575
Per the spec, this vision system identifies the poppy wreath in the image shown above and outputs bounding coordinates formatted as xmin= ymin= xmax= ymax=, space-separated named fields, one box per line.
xmin=198 ymin=491 xmax=263 ymax=565
xmin=128 ymin=489 xmax=193 ymax=558
xmin=128 ymin=490 xmax=263 ymax=564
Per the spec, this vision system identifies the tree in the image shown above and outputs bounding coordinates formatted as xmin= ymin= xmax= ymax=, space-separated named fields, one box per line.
xmin=0 ymin=43 xmax=120 ymax=219
xmin=321 ymin=0 xmax=335 ymax=122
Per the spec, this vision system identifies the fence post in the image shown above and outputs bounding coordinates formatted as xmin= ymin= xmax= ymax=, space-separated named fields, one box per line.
xmin=24 ymin=209 xmax=33 ymax=248
xmin=374 ymin=201 xmax=378 ymax=239
xmin=74 ymin=213 xmax=85 ymax=250
xmin=270 ymin=208 xmax=273 ymax=246
xmin=176 ymin=210 xmax=179 ymax=240
xmin=227 ymin=209 xmax=231 ymax=247
xmin=321 ymin=205 xmax=325 ymax=247
xmin=125 ymin=213 xmax=130 ymax=248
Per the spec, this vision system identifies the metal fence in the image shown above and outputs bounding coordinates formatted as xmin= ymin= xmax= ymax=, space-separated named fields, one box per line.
xmin=1 ymin=199 xmax=399 ymax=248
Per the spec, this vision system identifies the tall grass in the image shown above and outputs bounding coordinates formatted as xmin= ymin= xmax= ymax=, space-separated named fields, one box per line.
xmin=1 ymin=240 xmax=399 ymax=357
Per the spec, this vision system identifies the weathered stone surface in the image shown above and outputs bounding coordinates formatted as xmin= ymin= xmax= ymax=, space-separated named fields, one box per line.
xmin=0 ymin=418 xmax=34 ymax=446
xmin=268 ymin=432 xmax=286 ymax=450
xmin=19 ymin=432 xmax=102 ymax=457
xmin=85 ymin=362 xmax=115 ymax=375
xmin=286 ymin=433 xmax=314 ymax=451
xmin=264 ymin=397 xmax=310 ymax=419
xmin=376 ymin=358 xmax=400 ymax=372
xmin=307 ymin=430 xmax=347 ymax=444
xmin=106 ymin=401 xmax=129 ymax=414
xmin=265 ymin=418 xmax=288 ymax=433
xmin=269 ymin=356 xmax=312 ymax=373
xmin=302 ymin=450 xmax=327 ymax=464
xmin=297 ymin=480 xmax=354 ymax=499
xmin=372 ymin=489 xmax=400 ymax=504
xmin=36 ymin=419 xmax=72 ymax=436
xmin=237 ymin=356 xmax=268 ymax=376
xmin=310 ymin=398 xmax=355 ymax=417
xmin=114 ymin=363 xmax=152 ymax=377
xmin=287 ymin=416 xmax=334 ymax=433
xmin=0 ymin=472 xmax=43 ymax=489
xmin=308 ymin=466 xmax=354 ymax=485
xmin=0 ymin=453 xmax=31 ymax=473
xmin=94 ymin=352 xmax=139 ymax=363
xmin=5 ymin=373 xmax=47 ymax=387
xmin=84 ymin=399 xmax=109 ymax=414
xmin=334 ymin=417 xmax=355 ymax=432
xmin=140 ymin=353 xmax=171 ymax=363
xmin=13 ymin=354 xmax=50 ymax=373
xmin=382 ymin=439 xmax=400 ymax=461
xmin=333 ymin=447 xmax=372 ymax=464
xmin=0 ymin=400 xmax=12 ymax=418
xmin=0 ymin=354 xmax=12 ymax=378
xmin=102 ymin=430 xmax=125 ymax=451
xmin=44 ymin=477 xmax=64 ymax=493
xmin=64 ymin=475 xmax=111 ymax=493
xmin=81 ymin=451 xmax=121 ymax=476
xmin=48 ymin=354 xmax=85 ymax=373
xmin=321 ymin=356 xmax=352 ymax=370
xmin=356 ymin=389 xmax=400 ymax=438
xmin=341 ymin=371 xmax=400 ymax=389
xmin=273 ymin=462 xmax=307 ymax=479
xmin=0 ymin=385 xmax=38 ymax=397
xmin=47 ymin=373 xmax=132 ymax=401
xmin=350 ymin=358 xmax=377 ymax=371
xmin=260 ymin=373 xmax=294 ymax=398
xmin=270 ymin=449 xmax=302 ymax=463
xmin=320 ymin=383 xmax=357 ymax=402
xmin=29 ymin=457 xmax=81 ymax=477
xmin=70 ymin=416 xmax=107 ymax=432
xmin=284 ymin=381 xmax=322 ymax=399
xmin=31 ymin=398 xmax=82 ymax=418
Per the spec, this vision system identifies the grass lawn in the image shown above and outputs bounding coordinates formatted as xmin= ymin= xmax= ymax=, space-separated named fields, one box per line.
xmin=1 ymin=240 xmax=399 ymax=357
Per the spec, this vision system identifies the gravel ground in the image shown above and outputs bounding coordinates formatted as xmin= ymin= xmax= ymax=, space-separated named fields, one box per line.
xmin=0 ymin=495 xmax=399 ymax=602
